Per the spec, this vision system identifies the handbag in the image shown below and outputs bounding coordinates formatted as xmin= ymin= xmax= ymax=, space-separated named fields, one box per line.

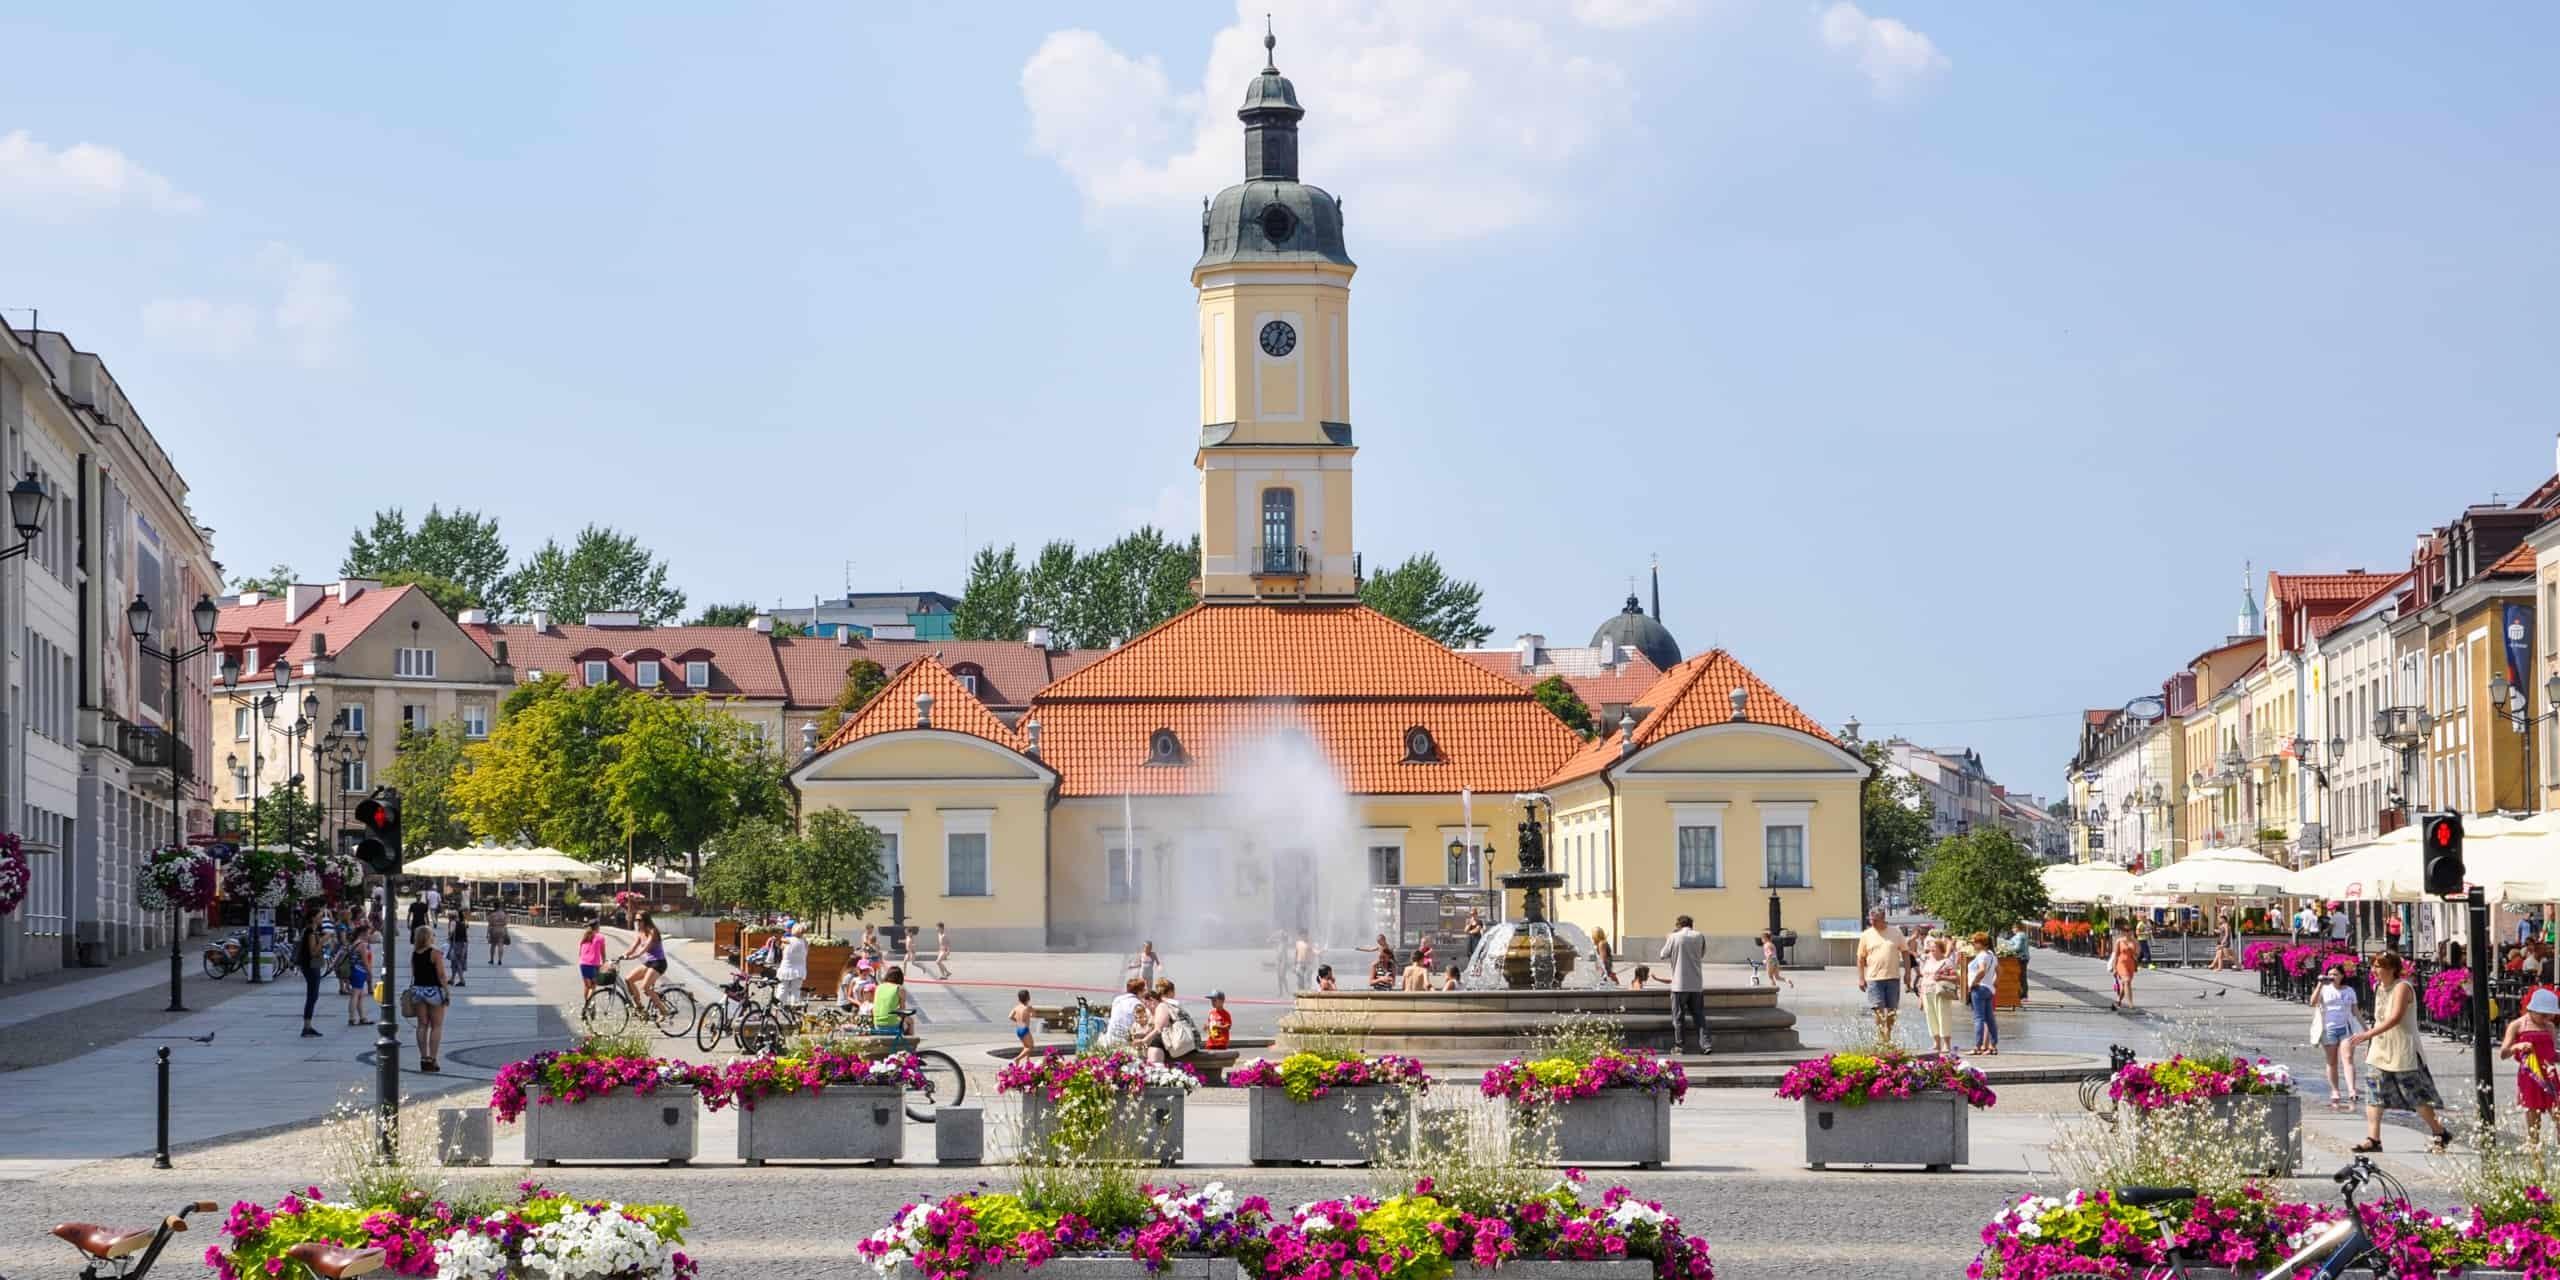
xmin=398 ymin=987 xmax=421 ymax=1019
xmin=1161 ymin=1007 xmax=1200 ymax=1057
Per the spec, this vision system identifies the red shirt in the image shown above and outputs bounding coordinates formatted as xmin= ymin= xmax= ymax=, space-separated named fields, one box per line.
xmin=1205 ymin=1007 xmax=1232 ymax=1049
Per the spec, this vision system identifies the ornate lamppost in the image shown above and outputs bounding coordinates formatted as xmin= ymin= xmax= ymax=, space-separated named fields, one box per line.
xmin=218 ymin=655 xmax=292 ymax=982
xmin=129 ymin=590 xmax=221 ymax=1013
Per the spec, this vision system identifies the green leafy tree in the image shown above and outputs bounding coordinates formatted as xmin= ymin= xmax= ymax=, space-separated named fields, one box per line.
xmin=378 ymin=569 xmax=481 ymax=617
xmin=1531 ymin=675 xmax=1596 ymax=738
xmin=1361 ymin=553 xmax=1492 ymax=647
xmin=686 ymin=602 xmax=758 ymax=628
xmin=2045 ymin=796 xmax=2074 ymax=821
xmin=770 ymin=619 xmax=808 ymax=638
xmin=786 ymin=809 xmax=887 ymax=935
xmin=695 ymin=816 xmax=794 ymax=914
xmin=382 ymin=722 xmax=475 ymax=854
xmin=1022 ymin=540 xmax=1081 ymax=638
xmin=1861 ymin=741 xmax=1937 ymax=889
xmin=952 ymin=545 xmax=1028 ymax=642
xmin=603 ymin=696 xmax=788 ymax=874
xmin=248 ymin=781 xmax=328 ymax=855
xmin=343 ymin=506 xmax=514 ymax=612
xmin=1912 ymin=828 xmax=2051 ymax=939
xmin=1064 ymin=526 xmax=1195 ymax=648
xmin=819 ymin=658 xmax=890 ymax=737
xmin=509 ymin=524 xmax=687 ymax=625
xmin=232 ymin=563 xmax=296 ymax=596
xmin=453 ymin=679 xmax=632 ymax=859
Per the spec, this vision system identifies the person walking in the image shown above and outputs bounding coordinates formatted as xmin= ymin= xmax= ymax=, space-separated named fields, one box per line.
xmin=339 ymin=918 xmax=374 ymax=1026
xmin=2497 ymin=986 xmax=2559 ymax=1146
xmin=1135 ymin=940 xmax=1164 ymax=988
xmin=1917 ymin=935 xmax=1961 ymax=1054
xmin=407 ymin=924 xmax=451 ymax=1074
xmin=1660 ymin=913 xmax=1710 ymax=1055
xmin=933 ymin=922 xmax=954 ymax=980
xmin=576 ymin=921 xmax=606 ymax=1002
xmin=485 ymin=907 xmax=510 ymax=966
xmin=2310 ymin=962 xmax=2362 ymax=1111
xmin=2110 ymin=925 xmax=2141 ymax=1012
xmin=1590 ymin=928 xmax=1618 ymax=985
xmin=2349 ymin=952 xmax=2453 ymax=1153
xmin=1009 ymin=989 xmax=1037 ymax=1061
xmin=1966 ymin=932 xmax=2000 ymax=1055
xmin=1855 ymin=908 xmax=1905 ymax=1042
xmin=774 ymin=922 xmax=811 ymax=1004
xmin=294 ymin=904 xmax=329 ymax=1039
xmin=1760 ymin=931 xmax=1795 ymax=990
xmin=445 ymin=910 xmax=471 ymax=988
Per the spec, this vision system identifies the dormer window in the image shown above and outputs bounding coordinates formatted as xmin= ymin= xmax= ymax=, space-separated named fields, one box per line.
xmin=1147 ymin=728 xmax=1188 ymax=766
xmin=582 ymin=660 xmax=608 ymax=685
xmin=1402 ymin=726 xmax=1440 ymax=763
xmin=636 ymin=659 xmax=661 ymax=688
xmin=684 ymin=660 xmax=709 ymax=687
xmin=243 ymin=645 xmax=259 ymax=675
xmin=952 ymin=663 xmax=981 ymax=696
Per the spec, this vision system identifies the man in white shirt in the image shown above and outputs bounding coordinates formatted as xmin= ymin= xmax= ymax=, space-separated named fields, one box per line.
xmin=1657 ymin=915 xmax=1710 ymax=1055
xmin=1104 ymin=977 xmax=1146 ymax=1046
xmin=774 ymin=923 xmax=810 ymax=1005
xmin=423 ymin=885 xmax=442 ymax=915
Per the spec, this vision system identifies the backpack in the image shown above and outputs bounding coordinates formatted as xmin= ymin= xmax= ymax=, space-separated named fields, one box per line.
xmin=1161 ymin=1006 xmax=1200 ymax=1057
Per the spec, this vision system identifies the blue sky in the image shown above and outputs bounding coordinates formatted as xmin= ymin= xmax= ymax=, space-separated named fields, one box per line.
xmin=4 ymin=2 xmax=2556 ymax=800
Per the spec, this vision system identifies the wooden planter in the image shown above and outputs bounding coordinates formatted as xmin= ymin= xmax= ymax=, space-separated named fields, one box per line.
xmin=523 ymin=1090 xmax=697 ymax=1166
xmin=713 ymin=920 xmax=741 ymax=955
xmin=803 ymin=944 xmax=852 ymax=999
xmin=1995 ymin=955 xmax=2026 ymax=1009
xmin=1800 ymin=1093 xmax=1972 ymax=1171
xmin=734 ymin=1085 xmax=903 ymax=1165
xmin=738 ymin=930 xmax=776 ymax=973
xmin=1015 ymin=1087 xmax=1186 ymax=1165
xmin=1530 ymin=1089 xmax=1672 ymax=1168
xmin=1245 ymin=1085 xmax=1413 ymax=1166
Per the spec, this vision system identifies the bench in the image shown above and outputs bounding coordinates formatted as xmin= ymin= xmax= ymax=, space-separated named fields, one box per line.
xmin=1181 ymin=1048 xmax=1240 ymax=1085
xmin=1032 ymin=1005 xmax=1080 ymax=1033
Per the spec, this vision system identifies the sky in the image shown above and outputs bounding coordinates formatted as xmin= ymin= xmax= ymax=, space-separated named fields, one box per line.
xmin=4 ymin=2 xmax=2557 ymax=803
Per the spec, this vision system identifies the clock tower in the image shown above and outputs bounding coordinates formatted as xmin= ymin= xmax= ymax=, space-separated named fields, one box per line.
xmin=1193 ymin=29 xmax=1359 ymax=600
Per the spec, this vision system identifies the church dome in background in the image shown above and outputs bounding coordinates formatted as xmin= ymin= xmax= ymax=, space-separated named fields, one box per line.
xmin=1590 ymin=594 xmax=1682 ymax=672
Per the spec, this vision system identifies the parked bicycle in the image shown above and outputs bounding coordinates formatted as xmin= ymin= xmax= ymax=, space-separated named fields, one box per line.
xmin=31 ymin=1198 xmax=337 ymax=1280
xmin=578 ymin=965 xmax=697 ymax=1039
xmin=2043 ymin=1157 xmax=2406 ymax=1279
xmin=199 ymin=933 xmax=297 ymax=981
xmin=2075 ymin=1043 xmax=2139 ymax=1115
xmin=849 ymin=1023 xmax=969 ymax=1124
xmin=695 ymin=973 xmax=794 ymax=1054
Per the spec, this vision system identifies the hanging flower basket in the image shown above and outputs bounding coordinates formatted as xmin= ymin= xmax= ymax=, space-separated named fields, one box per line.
xmin=0 ymin=833 xmax=29 ymax=918
xmin=136 ymin=845 xmax=218 ymax=914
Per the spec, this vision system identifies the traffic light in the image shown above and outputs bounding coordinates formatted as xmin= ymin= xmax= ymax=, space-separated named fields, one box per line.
xmin=353 ymin=787 xmax=403 ymax=878
xmin=2421 ymin=811 xmax=2464 ymax=898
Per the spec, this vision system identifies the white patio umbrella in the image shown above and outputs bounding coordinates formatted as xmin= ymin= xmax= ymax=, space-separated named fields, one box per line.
xmin=624 ymin=865 xmax=692 ymax=885
xmin=2041 ymin=861 xmax=2137 ymax=903
xmin=2132 ymin=844 xmax=2295 ymax=898
xmin=2466 ymin=815 xmax=2560 ymax=902
xmin=2286 ymin=827 xmax=2426 ymax=904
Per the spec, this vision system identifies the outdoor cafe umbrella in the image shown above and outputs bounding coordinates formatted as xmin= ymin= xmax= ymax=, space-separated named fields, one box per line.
xmin=2285 ymin=826 xmax=2426 ymax=904
xmin=2040 ymin=861 xmax=2138 ymax=904
xmin=2465 ymin=813 xmax=2560 ymax=903
xmin=2132 ymin=844 xmax=2295 ymax=898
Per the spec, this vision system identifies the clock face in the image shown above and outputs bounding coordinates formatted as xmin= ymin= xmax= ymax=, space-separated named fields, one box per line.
xmin=1259 ymin=320 xmax=1297 ymax=358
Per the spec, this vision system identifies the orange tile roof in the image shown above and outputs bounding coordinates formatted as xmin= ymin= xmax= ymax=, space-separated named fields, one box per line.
xmin=461 ymin=622 xmax=787 ymax=699
xmin=1457 ymin=649 xmax=1667 ymax=709
xmin=215 ymin=584 xmax=419 ymax=680
xmin=2489 ymin=542 xmax=2537 ymax=576
xmin=1545 ymin=649 xmax=1841 ymax=786
xmin=1028 ymin=601 xmax=1580 ymax=797
xmin=2267 ymin=571 xmax=2390 ymax=606
xmin=776 ymin=636 xmax=1108 ymax=712
xmin=817 ymin=657 xmax=1026 ymax=755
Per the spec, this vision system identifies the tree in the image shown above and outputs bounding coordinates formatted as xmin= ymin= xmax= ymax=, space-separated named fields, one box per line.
xmin=509 ymin=524 xmax=687 ymax=625
xmin=383 ymin=722 xmax=475 ymax=855
xmin=1531 ymin=675 xmax=1596 ymax=739
xmin=1064 ymin=526 xmax=1195 ymax=648
xmin=1912 ymin=828 xmax=2051 ymax=939
xmin=2045 ymin=796 xmax=2075 ymax=821
xmin=1361 ymin=553 xmax=1492 ymax=647
xmin=378 ymin=569 xmax=481 ymax=617
xmin=952 ymin=545 xmax=1028 ymax=642
xmin=232 ymin=563 xmax=295 ymax=596
xmin=819 ymin=658 xmax=890 ymax=737
xmin=343 ymin=506 xmax=514 ymax=612
xmin=1861 ymin=741 xmax=1937 ymax=889
xmin=695 ymin=816 xmax=794 ymax=914
xmin=770 ymin=620 xmax=808 ymax=639
xmin=248 ymin=781 xmax=328 ymax=855
xmin=687 ymin=602 xmax=758 ymax=628
xmin=602 ymin=696 xmax=789 ymax=874
xmin=453 ymin=679 xmax=632 ymax=860
xmin=1022 ymin=540 xmax=1081 ymax=637
xmin=787 ymin=809 xmax=887 ymax=935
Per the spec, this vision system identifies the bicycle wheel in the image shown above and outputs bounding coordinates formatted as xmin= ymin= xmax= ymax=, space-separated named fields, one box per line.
xmin=580 ymin=989 xmax=634 ymax=1038
xmin=695 ymin=1003 xmax=731 ymax=1053
xmin=735 ymin=1007 xmax=785 ymax=1055
xmin=907 ymin=1049 xmax=968 ymax=1123
xmin=202 ymin=948 xmax=230 ymax=980
xmin=652 ymin=986 xmax=698 ymax=1038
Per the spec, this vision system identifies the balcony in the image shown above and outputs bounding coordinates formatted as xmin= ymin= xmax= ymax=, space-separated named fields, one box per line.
xmin=2374 ymin=705 xmax=2431 ymax=748
xmin=1254 ymin=544 xmax=1308 ymax=579
xmin=112 ymin=718 xmax=193 ymax=786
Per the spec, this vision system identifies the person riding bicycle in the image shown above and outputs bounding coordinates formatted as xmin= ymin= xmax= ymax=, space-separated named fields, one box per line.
xmin=618 ymin=911 xmax=669 ymax=1013
xmin=871 ymin=964 xmax=916 ymax=1036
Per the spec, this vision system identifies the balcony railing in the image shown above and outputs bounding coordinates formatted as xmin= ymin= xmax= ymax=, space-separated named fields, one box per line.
xmin=1256 ymin=544 xmax=1307 ymax=577
xmin=113 ymin=719 xmax=194 ymax=782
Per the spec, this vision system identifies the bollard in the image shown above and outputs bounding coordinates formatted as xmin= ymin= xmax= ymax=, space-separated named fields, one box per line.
xmin=934 ymin=1106 xmax=984 ymax=1166
xmin=154 ymin=1046 xmax=172 ymax=1169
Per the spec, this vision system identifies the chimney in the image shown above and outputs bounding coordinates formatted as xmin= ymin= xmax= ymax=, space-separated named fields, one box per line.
xmin=493 ymin=639 xmax=509 ymax=665
xmin=237 ymin=591 xmax=265 ymax=607
xmin=835 ymin=627 xmax=852 ymax=648
xmin=1728 ymin=687 xmax=1749 ymax=721
xmin=1516 ymin=634 xmax=1543 ymax=665
xmin=916 ymin=691 xmax=934 ymax=728
xmin=337 ymin=577 xmax=378 ymax=603
xmin=285 ymin=583 xmax=326 ymax=622
xmin=1023 ymin=718 xmax=1042 ymax=758
xmin=1649 ymin=555 xmax=1662 ymax=621
xmin=799 ymin=721 xmax=818 ymax=758
xmin=1618 ymin=710 xmax=1636 ymax=757
xmin=529 ymin=610 xmax=553 ymax=631
xmin=1026 ymin=624 xmax=1053 ymax=650
xmin=749 ymin=614 xmax=773 ymax=634
xmin=587 ymin=610 xmax=641 ymax=628
xmin=458 ymin=608 xmax=490 ymax=625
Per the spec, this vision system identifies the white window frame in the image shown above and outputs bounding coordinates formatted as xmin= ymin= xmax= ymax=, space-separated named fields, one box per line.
xmin=1437 ymin=826 xmax=1487 ymax=886
xmin=582 ymin=660 xmax=608 ymax=686
xmin=231 ymin=766 xmax=250 ymax=800
xmin=636 ymin=659 xmax=661 ymax=688
xmin=684 ymin=660 xmax=709 ymax=687
xmin=1105 ymin=826 xmax=1143 ymax=902
xmin=402 ymin=703 xmax=428 ymax=735
xmin=341 ymin=758 xmax=368 ymax=793
xmin=853 ymin=812 xmax=905 ymax=889
xmin=394 ymin=647 xmax=437 ymax=679
xmin=1361 ymin=828 xmax=1404 ymax=887
xmin=1760 ymin=802 xmax=1813 ymax=889
xmin=956 ymin=671 xmax=979 ymax=695
xmin=462 ymin=704 xmax=490 ymax=739
xmin=234 ymin=706 xmax=253 ymax=741
xmin=943 ymin=809 xmax=993 ymax=897
xmin=340 ymin=703 xmax=367 ymax=736
xmin=1672 ymin=802 xmax=1727 ymax=889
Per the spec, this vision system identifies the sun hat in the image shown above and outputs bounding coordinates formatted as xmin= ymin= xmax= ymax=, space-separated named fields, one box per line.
xmin=2530 ymin=987 xmax=2560 ymax=1016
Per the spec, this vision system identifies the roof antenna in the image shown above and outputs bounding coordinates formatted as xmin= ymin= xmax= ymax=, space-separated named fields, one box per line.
xmin=1264 ymin=14 xmax=1278 ymax=72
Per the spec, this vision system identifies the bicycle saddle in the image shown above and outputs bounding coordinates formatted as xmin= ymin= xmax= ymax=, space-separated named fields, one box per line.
xmin=288 ymin=1242 xmax=389 ymax=1278
xmin=2112 ymin=1186 xmax=2198 ymax=1208
xmin=53 ymin=1221 xmax=172 ymax=1259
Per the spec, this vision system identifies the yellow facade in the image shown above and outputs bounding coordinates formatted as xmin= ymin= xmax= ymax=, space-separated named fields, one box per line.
xmin=2424 ymin=594 xmax=2535 ymax=815
xmin=795 ymin=729 xmax=1056 ymax=950
xmin=1194 ymin=262 xmax=1360 ymax=600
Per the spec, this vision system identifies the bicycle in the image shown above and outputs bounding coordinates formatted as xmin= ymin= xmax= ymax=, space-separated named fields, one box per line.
xmin=36 ymin=1199 xmax=348 ymax=1280
xmin=578 ymin=966 xmax=698 ymax=1039
xmin=2076 ymin=1043 xmax=2140 ymax=1115
xmin=695 ymin=973 xmax=795 ymax=1054
xmin=2041 ymin=1158 xmax=2406 ymax=1279
xmin=849 ymin=1021 xmax=969 ymax=1124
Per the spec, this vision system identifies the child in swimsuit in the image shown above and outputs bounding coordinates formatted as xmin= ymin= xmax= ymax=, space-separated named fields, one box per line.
xmin=1009 ymin=989 xmax=1035 ymax=1060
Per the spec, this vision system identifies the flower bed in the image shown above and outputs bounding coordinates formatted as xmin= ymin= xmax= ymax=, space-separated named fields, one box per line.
xmin=1480 ymin=1050 xmax=1688 ymax=1108
xmin=210 ymin=1182 xmax=694 ymax=1280
xmin=2240 ymin=940 xmax=2286 ymax=972
xmin=1774 ymin=1050 xmax=1997 ymax=1109
xmin=1972 ymin=1186 xmax=2560 ymax=1279
xmin=2360 ymin=1190 xmax=2560 ymax=1277
xmin=2424 ymin=968 xmax=2472 ymax=1022
xmin=0 ymin=832 xmax=27 ymax=918
xmin=2104 ymin=1054 xmax=2291 ymax=1111
xmin=996 ymin=1052 xmax=1203 ymax=1102
xmin=859 ymin=1174 xmax=1714 ymax=1280
xmin=2278 ymin=944 xmax=2354 ymax=980
xmin=696 ymin=1048 xmax=927 ymax=1112
xmin=1229 ymin=1052 xmax=1433 ymax=1103
xmin=137 ymin=844 xmax=218 ymax=913
xmin=1001 ymin=1051 xmax=1200 ymax=1163
xmin=492 ymin=1047 xmax=713 ymax=1123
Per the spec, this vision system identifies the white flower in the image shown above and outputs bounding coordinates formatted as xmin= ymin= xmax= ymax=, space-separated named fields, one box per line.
xmin=1299 ymin=1212 xmax=1336 ymax=1234
xmin=518 ymin=1206 xmax=678 ymax=1280
xmin=1605 ymin=1200 xmax=1667 ymax=1230
xmin=432 ymin=1230 xmax=508 ymax=1280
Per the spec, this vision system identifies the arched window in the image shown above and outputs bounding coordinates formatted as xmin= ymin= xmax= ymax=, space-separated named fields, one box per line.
xmin=1261 ymin=489 xmax=1296 ymax=572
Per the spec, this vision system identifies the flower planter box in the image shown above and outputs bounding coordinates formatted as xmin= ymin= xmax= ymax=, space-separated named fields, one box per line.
xmin=1456 ymin=1266 xmax=1655 ymax=1279
xmin=1537 ymin=1089 xmax=1671 ymax=1168
xmin=1800 ymin=1094 xmax=1970 ymax=1171
xmin=897 ymin=1261 xmax=1236 ymax=1279
xmin=2130 ymin=1093 xmax=2301 ymax=1175
xmin=1245 ymin=1085 xmax=1413 ymax=1165
xmin=523 ymin=1090 xmax=697 ymax=1166
xmin=1995 ymin=955 xmax=2026 ymax=1009
xmin=734 ymin=1085 xmax=904 ymax=1166
xmin=1016 ymin=1087 xmax=1186 ymax=1165
xmin=803 ymin=944 xmax=852 ymax=999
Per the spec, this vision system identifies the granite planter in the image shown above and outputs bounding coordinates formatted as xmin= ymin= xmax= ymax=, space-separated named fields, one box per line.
xmin=523 ymin=1090 xmax=697 ymax=1166
xmin=1016 ymin=1087 xmax=1186 ymax=1165
xmin=1800 ymin=1094 xmax=1971 ymax=1171
xmin=1534 ymin=1089 xmax=1672 ymax=1168
xmin=2130 ymin=1093 xmax=2301 ymax=1175
xmin=897 ymin=1261 xmax=1235 ymax=1279
xmin=1246 ymin=1085 xmax=1414 ymax=1165
xmin=735 ymin=1085 xmax=904 ymax=1166
xmin=1455 ymin=1266 xmax=1655 ymax=1279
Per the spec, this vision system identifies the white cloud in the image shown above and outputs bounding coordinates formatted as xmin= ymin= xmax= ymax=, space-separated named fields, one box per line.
xmin=141 ymin=243 xmax=354 ymax=367
xmin=1021 ymin=1 xmax=1677 ymax=247
xmin=0 ymin=129 xmax=200 ymax=216
xmin=1818 ymin=2 xmax=1949 ymax=100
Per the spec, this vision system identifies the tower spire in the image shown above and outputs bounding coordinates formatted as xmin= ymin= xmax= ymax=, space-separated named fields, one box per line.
xmin=1264 ymin=14 xmax=1278 ymax=72
xmin=1237 ymin=19 xmax=1304 ymax=181
xmin=1650 ymin=555 xmax=1661 ymax=621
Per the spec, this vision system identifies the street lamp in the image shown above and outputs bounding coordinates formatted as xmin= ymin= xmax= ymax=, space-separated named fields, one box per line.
xmin=2485 ymin=669 xmax=2560 ymax=800
xmin=2 ymin=470 xmax=43 ymax=558
xmin=218 ymin=653 xmax=293 ymax=983
xmin=130 ymin=590 xmax=221 ymax=1013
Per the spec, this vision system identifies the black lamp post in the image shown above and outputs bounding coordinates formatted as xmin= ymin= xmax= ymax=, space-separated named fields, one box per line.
xmin=219 ymin=655 xmax=292 ymax=982
xmin=130 ymin=590 xmax=222 ymax=1013
xmin=2485 ymin=668 xmax=2560 ymax=806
